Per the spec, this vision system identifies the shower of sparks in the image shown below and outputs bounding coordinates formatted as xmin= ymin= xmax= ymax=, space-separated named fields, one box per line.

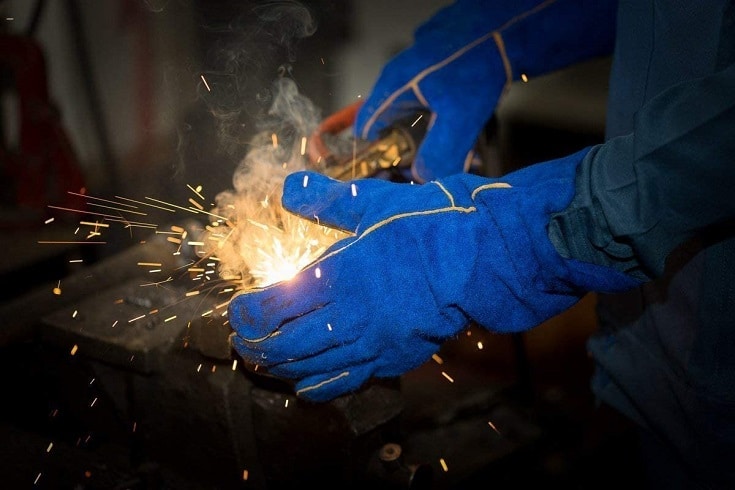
xmin=202 ymin=161 xmax=346 ymax=288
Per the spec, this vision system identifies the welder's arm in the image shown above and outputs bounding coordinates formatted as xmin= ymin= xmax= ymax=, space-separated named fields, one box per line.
xmin=355 ymin=0 xmax=618 ymax=182
xmin=228 ymin=149 xmax=640 ymax=402
xmin=549 ymin=60 xmax=735 ymax=279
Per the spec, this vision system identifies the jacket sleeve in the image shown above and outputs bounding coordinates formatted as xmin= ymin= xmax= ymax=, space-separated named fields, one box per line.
xmin=549 ymin=60 xmax=735 ymax=280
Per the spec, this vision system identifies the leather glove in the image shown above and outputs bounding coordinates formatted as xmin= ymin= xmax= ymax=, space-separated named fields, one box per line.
xmin=354 ymin=0 xmax=618 ymax=182
xmin=228 ymin=147 xmax=641 ymax=402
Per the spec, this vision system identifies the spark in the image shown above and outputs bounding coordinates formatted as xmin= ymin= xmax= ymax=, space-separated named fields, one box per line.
xmin=138 ymin=262 xmax=162 ymax=267
xmin=521 ymin=73 xmax=529 ymax=82
xmin=284 ymin=399 xmax=289 ymax=408
xmin=439 ymin=458 xmax=449 ymax=472
xmin=68 ymin=191 xmax=137 ymax=208
xmin=477 ymin=341 xmax=484 ymax=350
xmin=144 ymin=196 xmax=198 ymax=214
xmin=327 ymin=323 xmax=332 ymax=331
xmin=164 ymin=316 xmax=177 ymax=322
xmin=188 ymin=198 xmax=204 ymax=210
xmin=488 ymin=420 xmax=501 ymax=435
xmin=53 ymin=281 xmax=62 ymax=295
xmin=302 ymin=174 xmax=309 ymax=187
xmin=111 ymin=321 xmax=118 ymax=328
xmin=44 ymin=217 xmax=54 ymax=224
xmin=128 ymin=315 xmax=146 ymax=323
xmin=71 ymin=344 xmax=78 ymax=356
xmin=243 ymin=470 xmax=249 ymax=481
xmin=351 ymin=183 xmax=357 ymax=196
xmin=200 ymin=74 xmax=211 ymax=91
xmin=300 ymin=136 xmax=307 ymax=155
xmin=232 ymin=360 xmax=238 ymax=371
xmin=187 ymin=241 xmax=205 ymax=246
xmin=72 ymin=310 xmax=78 ymax=318
xmin=47 ymin=204 xmax=133 ymax=219
xmin=69 ymin=259 xmax=83 ymax=263
xmin=411 ymin=114 xmax=423 ymax=127
xmin=90 ymin=397 xmax=98 ymax=407
xmin=38 ymin=240 xmax=106 ymax=245
xmin=432 ymin=354 xmax=444 ymax=365
xmin=314 ymin=267 xmax=321 ymax=278
xmin=441 ymin=371 xmax=454 ymax=383
xmin=34 ymin=473 xmax=41 ymax=485
xmin=79 ymin=220 xmax=109 ymax=228
xmin=115 ymin=195 xmax=176 ymax=212
xmin=46 ymin=442 xmax=53 ymax=453
xmin=87 ymin=202 xmax=148 ymax=215
xmin=188 ymin=184 xmax=204 ymax=200
xmin=271 ymin=133 xmax=278 ymax=148
xmin=197 ymin=363 xmax=202 ymax=372
xmin=185 ymin=291 xmax=200 ymax=297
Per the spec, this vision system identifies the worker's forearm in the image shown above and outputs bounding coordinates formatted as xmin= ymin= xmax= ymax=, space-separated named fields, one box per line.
xmin=549 ymin=60 xmax=735 ymax=279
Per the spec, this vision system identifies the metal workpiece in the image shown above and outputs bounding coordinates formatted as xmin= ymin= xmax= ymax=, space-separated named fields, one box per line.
xmin=40 ymin=277 xmax=195 ymax=374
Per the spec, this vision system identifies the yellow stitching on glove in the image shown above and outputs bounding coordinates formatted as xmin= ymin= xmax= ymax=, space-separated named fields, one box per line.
xmin=296 ymin=371 xmax=351 ymax=395
xmin=471 ymin=182 xmax=512 ymax=200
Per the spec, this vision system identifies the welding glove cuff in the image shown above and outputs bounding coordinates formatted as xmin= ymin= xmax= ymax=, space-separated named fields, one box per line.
xmin=228 ymin=147 xmax=640 ymax=401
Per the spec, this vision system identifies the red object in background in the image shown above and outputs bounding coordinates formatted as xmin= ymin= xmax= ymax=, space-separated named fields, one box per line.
xmin=307 ymin=99 xmax=363 ymax=166
xmin=0 ymin=33 xmax=86 ymax=227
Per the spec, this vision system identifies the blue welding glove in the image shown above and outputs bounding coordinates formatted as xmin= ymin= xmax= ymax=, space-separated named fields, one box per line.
xmin=228 ymin=147 xmax=641 ymax=402
xmin=354 ymin=0 xmax=617 ymax=182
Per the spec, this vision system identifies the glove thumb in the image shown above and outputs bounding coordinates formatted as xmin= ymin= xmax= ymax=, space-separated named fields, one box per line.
xmin=412 ymin=114 xmax=485 ymax=182
xmin=282 ymin=171 xmax=389 ymax=233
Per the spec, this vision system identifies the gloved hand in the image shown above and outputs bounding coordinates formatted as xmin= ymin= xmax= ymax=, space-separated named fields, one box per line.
xmin=228 ymin=147 xmax=641 ymax=402
xmin=354 ymin=0 xmax=618 ymax=182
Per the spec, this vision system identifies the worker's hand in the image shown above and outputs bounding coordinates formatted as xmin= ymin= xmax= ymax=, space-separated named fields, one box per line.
xmin=353 ymin=0 xmax=619 ymax=182
xmin=228 ymin=148 xmax=641 ymax=402
xmin=354 ymin=0 xmax=510 ymax=182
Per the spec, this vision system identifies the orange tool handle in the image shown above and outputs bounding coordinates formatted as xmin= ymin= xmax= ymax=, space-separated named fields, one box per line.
xmin=307 ymin=100 xmax=363 ymax=166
